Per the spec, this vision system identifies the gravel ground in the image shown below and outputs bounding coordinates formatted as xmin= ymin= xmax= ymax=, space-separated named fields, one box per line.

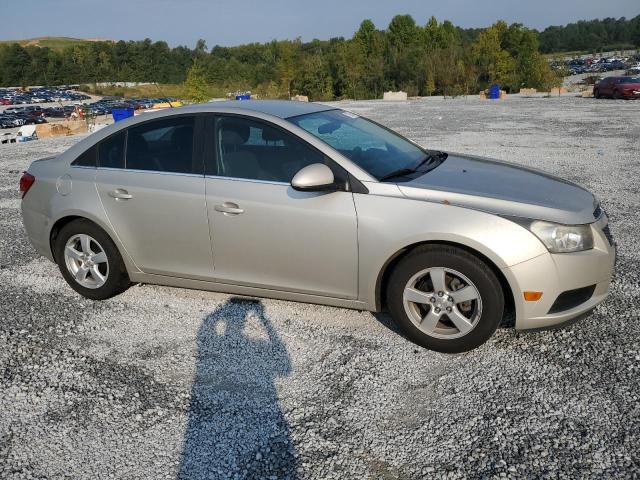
xmin=1 ymin=95 xmax=639 ymax=479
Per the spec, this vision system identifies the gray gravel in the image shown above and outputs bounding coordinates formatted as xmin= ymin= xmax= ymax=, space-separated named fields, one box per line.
xmin=1 ymin=95 xmax=639 ymax=479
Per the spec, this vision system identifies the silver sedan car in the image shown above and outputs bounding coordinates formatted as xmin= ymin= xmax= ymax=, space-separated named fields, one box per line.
xmin=20 ymin=101 xmax=616 ymax=353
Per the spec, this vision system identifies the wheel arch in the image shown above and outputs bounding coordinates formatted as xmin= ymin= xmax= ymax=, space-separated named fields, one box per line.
xmin=48 ymin=213 xmax=137 ymax=275
xmin=374 ymin=240 xmax=516 ymax=327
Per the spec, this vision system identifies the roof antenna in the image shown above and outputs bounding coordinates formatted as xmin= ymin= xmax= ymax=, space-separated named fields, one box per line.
xmin=153 ymin=82 xmax=173 ymax=107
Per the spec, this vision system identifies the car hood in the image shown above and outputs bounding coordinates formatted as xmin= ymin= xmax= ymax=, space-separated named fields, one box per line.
xmin=398 ymin=153 xmax=599 ymax=224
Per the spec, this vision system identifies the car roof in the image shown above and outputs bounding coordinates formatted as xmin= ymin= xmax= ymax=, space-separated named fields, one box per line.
xmin=189 ymin=100 xmax=335 ymax=119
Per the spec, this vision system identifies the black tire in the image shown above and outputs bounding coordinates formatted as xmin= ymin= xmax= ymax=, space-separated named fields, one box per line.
xmin=54 ymin=219 xmax=131 ymax=300
xmin=594 ymin=88 xmax=601 ymax=99
xmin=386 ymin=245 xmax=504 ymax=354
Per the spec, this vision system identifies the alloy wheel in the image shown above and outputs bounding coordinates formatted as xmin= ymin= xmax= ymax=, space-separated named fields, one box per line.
xmin=63 ymin=234 xmax=109 ymax=289
xmin=403 ymin=267 xmax=482 ymax=339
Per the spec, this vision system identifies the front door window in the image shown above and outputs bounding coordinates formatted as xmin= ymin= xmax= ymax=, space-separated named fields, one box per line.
xmin=214 ymin=116 xmax=325 ymax=182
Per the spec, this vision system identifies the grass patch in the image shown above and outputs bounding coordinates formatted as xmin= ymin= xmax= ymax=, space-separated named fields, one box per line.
xmin=82 ymin=82 xmax=289 ymax=101
xmin=0 ymin=37 xmax=111 ymax=51
xmin=82 ymin=83 xmax=226 ymax=100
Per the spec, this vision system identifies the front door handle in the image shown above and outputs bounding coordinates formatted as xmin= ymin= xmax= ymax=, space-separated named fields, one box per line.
xmin=108 ymin=188 xmax=133 ymax=200
xmin=214 ymin=202 xmax=244 ymax=215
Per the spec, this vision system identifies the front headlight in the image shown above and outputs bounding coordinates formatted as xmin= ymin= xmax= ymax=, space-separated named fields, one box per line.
xmin=527 ymin=220 xmax=594 ymax=253
xmin=503 ymin=216 xmax=595 ymax=253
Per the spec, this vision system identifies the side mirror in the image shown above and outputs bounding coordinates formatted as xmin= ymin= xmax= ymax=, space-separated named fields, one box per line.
xmin=291 ymin=163 xmax=336 ymax=192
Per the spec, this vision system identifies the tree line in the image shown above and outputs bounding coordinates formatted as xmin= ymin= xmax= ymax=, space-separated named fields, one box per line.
xmin=0 ymin=14 xmax=638 ymax=100
xmin=539 ymin=15 xmax=640 ymax=53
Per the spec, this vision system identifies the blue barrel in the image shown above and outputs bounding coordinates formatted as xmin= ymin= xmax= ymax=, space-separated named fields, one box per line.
xmin=488 ymin=84 xmax=501 ymax=99
xmin=112 ymin=108 xmax=134 ymax=122
xmin=235 ymin=94 xmax=251 ymax=101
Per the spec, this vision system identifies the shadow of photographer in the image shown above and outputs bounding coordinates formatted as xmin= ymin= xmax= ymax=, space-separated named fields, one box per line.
xmin=179 ymin=298 xmax=296 ymax=479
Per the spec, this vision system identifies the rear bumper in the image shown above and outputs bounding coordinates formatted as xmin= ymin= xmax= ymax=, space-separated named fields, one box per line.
xmin=503 ymin=218 xmax=615 ymax=330
xmin=21 ymin=201 xmax=54 ymax=262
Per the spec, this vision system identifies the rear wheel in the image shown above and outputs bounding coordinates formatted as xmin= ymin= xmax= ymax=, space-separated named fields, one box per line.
xmin=594 ymin=88 xmax=601 ymax=99
xmin=54 ymin=219 xmax=130 ymax=300
xmin=386 ymin=245 xmax=504 ymax=353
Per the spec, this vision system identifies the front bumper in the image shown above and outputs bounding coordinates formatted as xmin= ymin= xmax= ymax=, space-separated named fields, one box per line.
xmin=502 ymin=216 xmax=616 ymax=330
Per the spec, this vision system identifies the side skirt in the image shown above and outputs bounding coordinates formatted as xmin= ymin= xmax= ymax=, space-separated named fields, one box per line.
xmin=129 ymin=272 xmax=372 ymax=311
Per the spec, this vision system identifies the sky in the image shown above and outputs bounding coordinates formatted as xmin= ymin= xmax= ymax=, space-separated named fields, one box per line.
xmin=0 ymin=0 xmax=638 ymax=48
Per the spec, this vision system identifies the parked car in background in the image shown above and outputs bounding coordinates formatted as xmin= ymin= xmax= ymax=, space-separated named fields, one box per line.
xmin=0 ymin=116 xmax=16 ymax=129
xmin=594 ymin=76 xmax=640 ymax=99
xmin=23 ymin=106 xmax=45 ymax=117
xmin=16 ymin=113 xmax=47 ymax=125
xmin=0 ymin=114 xmax=26 ymax=128
xmin=20 ymin=101 xmax=616 ymax=353
xmin=43 ymin=107 xmax=68 ymax=118
xmin=4 ymin=107 xmax=24 ymax=115
xmin=0 ymin=86 xmax=90 ymax=106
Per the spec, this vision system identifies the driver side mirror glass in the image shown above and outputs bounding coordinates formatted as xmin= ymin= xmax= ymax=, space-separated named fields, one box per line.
xmin=291 ymin=163 xmax=336 ymax=192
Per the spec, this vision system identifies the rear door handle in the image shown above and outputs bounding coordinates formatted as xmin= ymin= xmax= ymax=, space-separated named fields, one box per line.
xmin=108 ymin=188 xmax=133 ymax=200
xmin=214 ymin=202 xmax=244 ymax=215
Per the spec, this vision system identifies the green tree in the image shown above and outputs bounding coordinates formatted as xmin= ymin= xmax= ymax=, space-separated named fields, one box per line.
xmin=1 ymin=13 xmax=629 ymax=98
xmin=96 ymin=51 xmax=112 ymax=81
xmin=337 ymin=40 xmax=365 ymax=99
xmin=184 ymin=61 xmax=209 ymax=103
xmin=295 ymin=53 xmax=333 ymax=100
xmin=355 ymin=19 xmax=377 ymax=55
xmin=387 ymin=14 xmax=419 ymax=48
xmin=276 ymin=40 xmax=299 ymax=98
xmin=424 ymin=70 xmax=435 ymax=96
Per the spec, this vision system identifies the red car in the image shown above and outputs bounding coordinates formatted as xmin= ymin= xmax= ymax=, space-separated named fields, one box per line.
xmin=594 ymin=76 xmax=640 ymax=99
xmin=0 ymin=98 xmax=12 ymax=105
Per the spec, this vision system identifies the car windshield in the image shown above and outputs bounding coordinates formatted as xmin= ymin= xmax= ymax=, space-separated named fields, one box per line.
xmin=620 ymin=77 xmax=640 ymax=83
xmin=288 ymin=109 xmax=433 ymax=180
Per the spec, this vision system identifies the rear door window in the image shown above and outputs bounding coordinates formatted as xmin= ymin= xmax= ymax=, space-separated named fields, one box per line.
xmin=126 ymin=116 xmax=196 ymax=173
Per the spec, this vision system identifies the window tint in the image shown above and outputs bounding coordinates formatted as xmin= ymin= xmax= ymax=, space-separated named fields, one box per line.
xmin=215 ymin=116 xmax=325 ymax=182
xmin=72 ymin=145 xmax=97 ymax=167
xmin=126 ymin=116 xmax=196 ymax=173
xmin=99 ymin=131 xmax=125 ymax=169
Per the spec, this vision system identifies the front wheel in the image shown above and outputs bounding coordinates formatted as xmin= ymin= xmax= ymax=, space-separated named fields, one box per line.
xmin=386 ymin=245 xmax=504 ymax=353
xmin=54 ymin=219 xmax=131 ymax=300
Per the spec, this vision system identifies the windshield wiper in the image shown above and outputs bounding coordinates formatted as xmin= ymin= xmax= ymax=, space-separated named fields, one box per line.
xmin=379 ymin=151 xmax=448 ymax=182
xmin=379 ymin=168 xmax=417 ymax=182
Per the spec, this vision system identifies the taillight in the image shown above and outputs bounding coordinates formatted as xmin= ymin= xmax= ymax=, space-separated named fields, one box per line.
xmin=19 ymin=172 xmax=35 ymax=198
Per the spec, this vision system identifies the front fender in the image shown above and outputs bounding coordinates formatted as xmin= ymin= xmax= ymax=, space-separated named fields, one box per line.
xmin=353 ymin=193 xmax=546 ymax=310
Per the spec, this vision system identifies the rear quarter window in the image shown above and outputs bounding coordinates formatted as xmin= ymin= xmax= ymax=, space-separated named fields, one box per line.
xmin=71 ymin=145 xmax=97 ymax=167
xmin=98 ymin=131 xmax=126 ymax=169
